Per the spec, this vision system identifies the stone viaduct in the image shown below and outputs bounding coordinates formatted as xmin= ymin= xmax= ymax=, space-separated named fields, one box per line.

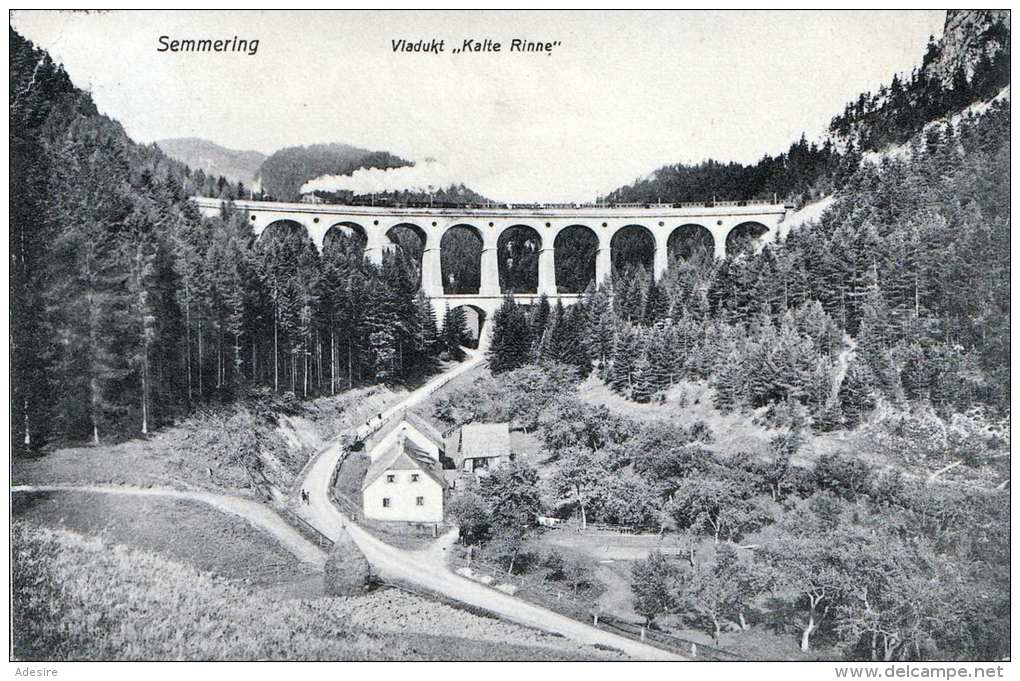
xmin=192 ymin=197 xmax=792 ymax=341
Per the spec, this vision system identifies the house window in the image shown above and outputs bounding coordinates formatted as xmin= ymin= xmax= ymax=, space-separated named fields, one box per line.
xmin=386 ymin=474 xmax=395 ymax=483
xmin=416 ymin=496 xmax=425 ymax=506
xmin=411 ymin=473 xmax=420 ymax=482
xmin=382 ymin=498 xmax=391 ymax=508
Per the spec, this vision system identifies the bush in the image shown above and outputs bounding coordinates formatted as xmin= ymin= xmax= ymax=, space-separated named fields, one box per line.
xmin=813 ymin=452 xmax=873 ymax=501
xmin=542 ymin=550 xmax=566 ymax=578
xmin=324 ymin=533 xmax=372 ymax=596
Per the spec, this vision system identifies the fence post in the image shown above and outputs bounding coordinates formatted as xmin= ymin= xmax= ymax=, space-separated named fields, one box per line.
xmin=641 ymin=626 xmax=646 ymax=641
xmin=691 ymin=643 xmax=698 ymax=658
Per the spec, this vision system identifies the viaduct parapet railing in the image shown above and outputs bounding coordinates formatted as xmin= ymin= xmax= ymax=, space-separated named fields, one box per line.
xmin=190 ymin=197 xmax=790 ymax=327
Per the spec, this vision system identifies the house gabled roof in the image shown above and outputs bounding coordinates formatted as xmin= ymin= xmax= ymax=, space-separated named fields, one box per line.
xmin=456 ymin=422 xmax=511 ymax=465
xmin=362 ymin=437 xmax=447 ymax=491
xmin=360 ymin=409 xmax=445 ymax=456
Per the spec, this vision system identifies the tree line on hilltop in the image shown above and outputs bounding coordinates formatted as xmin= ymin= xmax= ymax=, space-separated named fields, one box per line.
xmin=487 ymin=99 xmax=1009 ymax=430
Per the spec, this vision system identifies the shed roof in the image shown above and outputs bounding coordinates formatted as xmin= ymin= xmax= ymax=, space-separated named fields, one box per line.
xmin=458 ymin=422 xmax=511 ymax=462
xmin=360 ymin=409 xmax=445 ymax=456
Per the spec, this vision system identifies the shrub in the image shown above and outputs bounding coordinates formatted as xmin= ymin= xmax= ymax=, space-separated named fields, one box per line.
xmin=813 ymin=452 xmax=873 ymax=501
xmin=542 ymin=549 xmax=566 ymax=578
xmin=324 ymin=533 xmax=372 ymax=596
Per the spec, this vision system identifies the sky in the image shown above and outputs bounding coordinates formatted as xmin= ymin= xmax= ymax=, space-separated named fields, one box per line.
xmin=11 ymin=10 xmax=946 ymax=202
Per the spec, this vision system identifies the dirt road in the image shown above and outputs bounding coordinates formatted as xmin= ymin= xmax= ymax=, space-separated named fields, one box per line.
xmin=11 ymin=483 xmax=327 ymax=566
xmin=295 ymin=351 xmax=684 ymax=661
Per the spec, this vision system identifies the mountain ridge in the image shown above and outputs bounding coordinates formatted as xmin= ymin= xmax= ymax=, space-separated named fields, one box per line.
xmin=156 ymin=137 xmax=266 ymax=186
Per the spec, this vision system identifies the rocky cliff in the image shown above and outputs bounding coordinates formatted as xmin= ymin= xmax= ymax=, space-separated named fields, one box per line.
xmin=923 ymin=10 xmax=1010 ymax=89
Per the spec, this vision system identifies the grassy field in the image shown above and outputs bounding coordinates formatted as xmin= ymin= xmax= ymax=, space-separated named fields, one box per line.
xmin=535 ymin=527 xmax=833 ymax=660
xmin=11 ymin=522 xmax=607 ymax=661
xmin=11 ymin=490 xmax=311 ymax=585
xmin=13 ymin=385 xmax=400 ymax=499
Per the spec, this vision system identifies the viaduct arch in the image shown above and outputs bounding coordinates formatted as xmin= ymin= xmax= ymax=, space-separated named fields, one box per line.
xmin=197 ymin=197 xmax=791 ymax=339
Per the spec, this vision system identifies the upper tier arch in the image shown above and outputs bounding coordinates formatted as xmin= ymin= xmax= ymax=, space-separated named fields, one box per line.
xmin=193 ymin=196 xmax=792 ymax=289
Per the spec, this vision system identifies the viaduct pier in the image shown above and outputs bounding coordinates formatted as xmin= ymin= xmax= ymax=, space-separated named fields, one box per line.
xmin=192 ymin=197 xmax=792 ymax=339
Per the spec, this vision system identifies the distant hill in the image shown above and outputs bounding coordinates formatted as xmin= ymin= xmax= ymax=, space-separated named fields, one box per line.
xmin=156 ymin=137 xmax=266 ymax=186
xmin=256 ymin=143 xmax=412 ymax=201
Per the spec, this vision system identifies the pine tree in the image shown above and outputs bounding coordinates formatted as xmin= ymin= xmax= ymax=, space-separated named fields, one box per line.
xmin=645 ymin=321 xmax=675 ymax=392
xmin=45 ymin=134 xmax=135 ymax=443
xmin=487 ymin=295 xmax=531 ymax=373
xmin=124 ymin=204 xmax=161 ymax=434
xmin=414 ymin=290 xmax=439 ymax=359
xmin=711 ymin=345 xmax=745 ymax=413
xmin=442 ymin=304 xmax=469 ymax=361
xmin=547 ymin=304 xmax=592 ymax=376
xmin=643 ymin=280 xmax=668 ymax=325
xmin=608 ymin=324 xmax=640 ymax=394
xmin=529 ymin=293 xmax=551 ymax=354
xmin=581 ymin=282 xmax=615 ymax=376
xmin=631 ymin=352 xmax=655 ymax=403
xmin=837 ymin=355 xmax=878 ymax=427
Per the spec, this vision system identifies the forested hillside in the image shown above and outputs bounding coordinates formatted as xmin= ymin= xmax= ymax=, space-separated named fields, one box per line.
xmin=256 ymin=143 xmax=412 ymax=201
xmin=489 ymin=98 xmax=1009 ymax=424
xmin=10 ymin=28 xmax=449 ymax=452
xmin=606 ymin=134 xmax=853 ymax=207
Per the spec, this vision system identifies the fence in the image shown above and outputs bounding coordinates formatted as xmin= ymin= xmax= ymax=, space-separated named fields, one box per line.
xmin=564 ymin=521 xmax=661 ymax=535
xmin=280 ymin=505 xmax=335 ymax=552
xmin=597 ymin=614 xmax=743 ymax=661
xmin=327 ymin=454 xmax=362 ymax=521
xmin=450 ymin=552 xmax=741 ymax=661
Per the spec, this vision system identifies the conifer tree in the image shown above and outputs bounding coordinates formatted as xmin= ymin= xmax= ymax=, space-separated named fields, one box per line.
xmin=837 ymin=355 xmax=878 ymax=427
xmin=547 ymin=304 xmax=592 ymax=376
xmin=442 ymin=304 xmax=469 ymax=361
xmin=529 ymin=293 xmax=551 ymax=353
xmin=487 ymin=295 xmax=531 ymax=373
xmin=645 ymin=321 xmax=676 ymax=392
xmin=414 ymin=291 xmax=439 ymax=359
xmin=711 ymin=345 xmax=746 ymax=413
xmin=631 ymin=353 xmax=655 ymax=403
xmin=608 ymin=324 xmax=640 ymax=394
xmin=581 ymin=283 xmax=616 ymax=376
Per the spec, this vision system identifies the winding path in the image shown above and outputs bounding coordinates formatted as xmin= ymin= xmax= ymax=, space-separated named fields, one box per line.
xmin=294 ymin=351 xmax=684 ymax=661
xmin=14 ymin=350 xmax=681 ymax=659
xmin=11 ymin=483 xmax=327 ymax=566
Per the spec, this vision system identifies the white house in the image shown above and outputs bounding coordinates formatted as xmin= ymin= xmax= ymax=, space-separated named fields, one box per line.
xmin=362 ymin=410 xmax=445 ymax=463
xmin=362 ymin=435 xmax=446 ymax=523
xmin=450 ymin=422 xmax=512 ymax=475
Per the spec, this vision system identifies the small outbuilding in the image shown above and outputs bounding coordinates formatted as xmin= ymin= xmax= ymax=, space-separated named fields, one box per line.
xmin=451 ymin=422 xmax=512 ymax=474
